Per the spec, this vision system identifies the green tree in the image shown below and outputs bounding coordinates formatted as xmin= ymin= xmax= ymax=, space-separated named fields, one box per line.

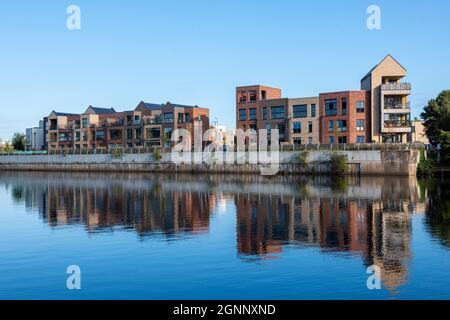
xmin=421 ymin=90 xmax=450 ymax=164
xmin=11 ymin=133 xmax=26 ymax=151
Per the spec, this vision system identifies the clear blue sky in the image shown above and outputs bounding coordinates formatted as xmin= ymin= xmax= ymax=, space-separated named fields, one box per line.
xmin=1 ymin=0 xmax=449 ymax=139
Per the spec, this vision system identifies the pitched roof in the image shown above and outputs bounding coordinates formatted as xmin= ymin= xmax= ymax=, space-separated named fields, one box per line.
xmin=141 ymin=102 xmax=163 ymax=110
xmin=52 ymin=111 xmax=80 ymax=117
xmin=361 ymin=54 xmax=407 ymax=81
xmin=88 ymin=107 xmax=117 ymax=114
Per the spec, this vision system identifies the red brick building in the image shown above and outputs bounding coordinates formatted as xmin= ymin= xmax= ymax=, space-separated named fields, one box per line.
xmin=319 ymin=91 xmax=371 ymax=144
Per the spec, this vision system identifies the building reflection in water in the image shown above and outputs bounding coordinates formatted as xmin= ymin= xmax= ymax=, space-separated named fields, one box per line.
xmin=1 ymin=172 xmax=438 ymax=292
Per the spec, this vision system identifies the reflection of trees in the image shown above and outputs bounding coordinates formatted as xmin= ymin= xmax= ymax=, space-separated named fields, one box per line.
xmin=420 ymin=178 xmax=450 ymax=248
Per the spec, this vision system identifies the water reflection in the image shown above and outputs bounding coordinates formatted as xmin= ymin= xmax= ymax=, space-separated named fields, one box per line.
xmin=1 ymin=172 xmax=447 ymax=293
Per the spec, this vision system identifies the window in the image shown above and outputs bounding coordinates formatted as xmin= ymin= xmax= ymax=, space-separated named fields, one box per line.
xmin=95 ymin=131 xmax=105 ymax=141
xmin=238 ymin=91 xmax=247 ymax=103
xmin=127 ymin=129 xmax=133 ymax=140
xmin=249 ymin=108 xmax=257 ymax=120
xmin=325 ymin=99 xmax=338 ymax=116
xmin=277 ymin=124 xmax=286 ymax=135
xmin=82 ymin=118 xmax=88 ymax=128
xmin=308 ymin=121 xmax=313 ymax=133
xmin=337 ymin=120 xmax=347 ymax=132
xmin=329 ymin=136 xmax=335 ymax=144
xmin=164 ymin=112 xmax=174 ymax=124
xmin=134 ymin=115 xmax=141 ymax=125
xmin=261 ymin=90 xmax=267 ymax=100
xmin=135 ymin=128 xmax=142 ymax=139
xmin=357 ymin=101 xmax=365 ymax=113
xmin=262 ymin=107 xmax=268 ymax=120
xmin=293 ymin=122 xmax=301 ymax=134
xmin=328 ymin=120 xmax=334 ymax=132
xmin=342 ymin=98 xmax=347 ymax=116
xmin=239 ymin=109 xmax=247 ymax=121
xmin=311 ymin=104 xmax=316 ymax=117
xmin=308 ymin=137 xmax=313 ymax=144
xmin=293 ymin=105 xmax=308 ymax=118
xmin=338 ymin=136 xmax=347 ymax=144
xmin=249 ymin=124 xmax=257 ymax=131
xmin=357 ymin=136 xmax=365 ymax=143
xmin=266 ymin=123 xmax=271 ymax=133
xmin=271 ymin=106 xmax=285 ymax=119
xmin=293 ymin=138 xmax=302 ymax=145
xmin=164 ymin=127 xmax=172 ymax=139
xmin=249 ymin=90 xmax=257 ymax=102
xmin=356 ymin=119 xmax=365 ymax=131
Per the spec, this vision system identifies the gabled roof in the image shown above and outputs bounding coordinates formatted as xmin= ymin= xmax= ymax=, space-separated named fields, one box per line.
xmin=142 ymin=102 xmax=163 ymax=110
xmin=85 ymin=106 xmax=117 ymax=115
xmin=51 ymin=111 xmax=80 ymax=117
xmin=361 ymin=54 xmax=407 ymax=81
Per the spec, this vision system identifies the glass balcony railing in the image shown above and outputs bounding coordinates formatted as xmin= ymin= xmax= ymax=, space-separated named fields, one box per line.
xmin=381 ymin=83 xmax=411 ymax=91
xmin=383 ymin=120 xmax=411 ymax=128
xmin=384 ymin=101 xmax=411 ymax=110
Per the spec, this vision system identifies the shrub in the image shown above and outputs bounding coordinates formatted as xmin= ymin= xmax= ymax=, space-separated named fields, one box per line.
xmin=152 ymin=148 xmax=162 ymax=161
xmin=417 ymin=148 xmax=435 ymax=176
xmin=111 ymin=148 xmax=124 ymax=160
xmin=295 ymin=151 xmax=309 ymax=167
xmin=329 ymin=152 xmax=349 ymax=175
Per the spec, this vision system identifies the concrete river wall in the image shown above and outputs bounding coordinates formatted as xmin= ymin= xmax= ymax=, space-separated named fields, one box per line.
xmin=0 ymin=150 xmax=419 ymax=176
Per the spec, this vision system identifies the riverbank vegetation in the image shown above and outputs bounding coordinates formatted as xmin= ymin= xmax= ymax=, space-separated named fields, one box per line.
xmin=419 ymin=90 xmax=450 ymax=175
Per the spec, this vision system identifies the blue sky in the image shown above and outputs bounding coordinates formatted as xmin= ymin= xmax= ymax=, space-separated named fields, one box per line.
xmin=0 ymin=0 xmax=449 ymax=139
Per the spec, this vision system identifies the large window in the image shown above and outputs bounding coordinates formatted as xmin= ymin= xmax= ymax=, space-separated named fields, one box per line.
xmin=308 ymin=121 xmax=313 ymax=133
xmin=239 ymin=109 xmax=247 ymax=121
xmin=329 ymin=136 xmax=335 ymax=144
xmin=262 ymin=107 xmax=268 ymax=120
xmin=249 ymin=108 xmax=257 ymax=120
xmin=249 ymin=90 xmax=257 ymax=102
xmin=293 ymin=122 xmax=301 ymax=134
xmin=356 ymin=101 xmax=365 ymax=113
xmin=325 ymin=99 xmax=338 ymax=116
xmin=95 ymin=131 xmax=105 ymax=141
xmin=357 ymin=136 xmax=365 ymax=143
xmin=271 ymin=106 xmax=285 ymax=119
xmin=328 ymin=120 xmax=334 ymax=132
xmin=342 ymin=98 xmax=347 ymax=116
xmin=311 ymin=104 xmax=316 ymax=117
xmin=238 ymin=91 xmax=247 ymax=103
xmin=293 ymin=105 xmax=308 ymax=118
xmin=356 ymin=119 xmax=365 ymax=131
xmin=337 ymin=120 xmax=347 ymax=132
xmin=164 ymin=112 xmax=174 ymax=124
xmin=338 ymin=136 xmax=347 ymax=144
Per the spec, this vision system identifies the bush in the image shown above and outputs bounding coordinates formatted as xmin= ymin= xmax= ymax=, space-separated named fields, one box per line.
xmin=417 ymin=148 xmax=436 ymax=176
xmin=152 ymin=148 xmax=162 ymax=161
xmin=295 ymin=151 xmax=309 ymax=167
xmin=111 ymin=148 xmax=123 ymax=160
xmin=329 ymin=152 xmax=349 ymax=175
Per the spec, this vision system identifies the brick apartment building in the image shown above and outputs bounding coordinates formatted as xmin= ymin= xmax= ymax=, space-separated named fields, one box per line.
xmin=236 ymin=85 xmax=319 ymax=145
xmin=47 ymin=102 xmax=209 ymax=150
xmin=236 ymin=54 xmax=416 ymax=145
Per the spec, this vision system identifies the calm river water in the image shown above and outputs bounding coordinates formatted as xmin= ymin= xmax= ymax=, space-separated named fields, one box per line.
xmin=0 ymin=172 xmax=449 ymax=299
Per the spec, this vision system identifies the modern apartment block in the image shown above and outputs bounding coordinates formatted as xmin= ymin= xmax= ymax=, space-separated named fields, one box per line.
xmin=361 ymin=54 xmax=412 ymax=143
xmin=25 ymin=120 xmax=45 ymax=151
xmin=47 ymin=102 xmax=209 ymax=150
xmin=236 ymin=54 xmax=416 ymax=145
xmin=319 ymin=91 xmax=371 ymax=144
xmin=236 ymin=85 xmax=319 ymax=145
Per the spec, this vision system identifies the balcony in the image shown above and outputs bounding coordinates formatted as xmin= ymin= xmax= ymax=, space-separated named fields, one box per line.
xmin=382 ymin=120 xmax=412 ymax=133
xmin=384 ymin=101 xmax=411 ymax=110
xmin=381 ymin=82 xmax=411 ymax=91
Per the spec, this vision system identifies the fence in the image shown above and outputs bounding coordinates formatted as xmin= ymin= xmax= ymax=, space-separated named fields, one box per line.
xmin=0 ymin=143 xmax=426 ymax=156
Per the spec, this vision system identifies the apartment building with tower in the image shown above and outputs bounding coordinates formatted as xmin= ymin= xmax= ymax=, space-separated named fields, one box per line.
xmin=46 ymin=102 xmax=209 ymax=150
xmin=361 ymin=54 xmax=412 ymax=143
xmin=236 ymin=54 xmax=418 ymax=145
